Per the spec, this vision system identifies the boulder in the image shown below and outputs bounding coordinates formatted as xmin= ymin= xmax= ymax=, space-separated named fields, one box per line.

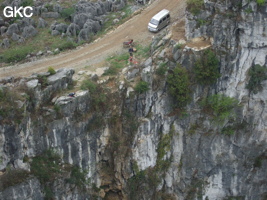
xmin=53 ymin=23 xmax=68 ymax=33
xmin=51 ymin=30 xmax=60 ymax=36
xmin=34 ymin=6 xmax=42 ymax=16
xmin=11 ymin=33 xmax=20 ymax=41
xmin=22 ymin=18 xmax=36 ymax=27
xmin=6 ymin=23 xmax=19 ymax=36
xmin=83 ymin=19 xmax=101 ymax=34
xmin=73 ymin=13 xmax=92 ymax=29
xmin=26 ymin=79 xmax=39 ymax=89
xmin=22 ymin=25 xmax=38 ymax=38
xmin=54 ymin=48 xmax=60 ymax=53
xmin=0 ymin=17 xmax=4 ymax=26
xmin=78 ymin=28 xmax=90 ymax=42
xmin=76 ymin=2 xmax=97 ymax=16
xmin=18 ymin=37 xmax=25 ymax=44
xmin=36 ymin=51 xmax=43 ymax=56
xmin=50 ymin=21 xmax=59 ymax=30
xmin=53 ymin=4 xmax=62 ymax=13
xmin=127 ymin=68 xmax=140 ymax=80
xmin=66 ymin=23 xmax=80 ymax=36
xmin=102 ymin=1 xmax=112 ymax=12
xmin=113 ymin=18 xmax=119 ymax=24
xmin=47 ymin=68 xmax=75 ymax=89
xmin=95 ymin=2 xmax=104 ymax=15
xmin=1 ymin=38 xmax=10 ymax=49
xmin=0 ymin=26 xmax=7 ymax=35
xmin=38 ymin=18 xmax=47 ymax=28
xmin=98 ymin=2 xmax=107 ymax=14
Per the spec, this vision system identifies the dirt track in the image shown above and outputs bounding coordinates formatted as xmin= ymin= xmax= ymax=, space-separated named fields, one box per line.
xmin=0 ymin=0 xmax=186 ymax=79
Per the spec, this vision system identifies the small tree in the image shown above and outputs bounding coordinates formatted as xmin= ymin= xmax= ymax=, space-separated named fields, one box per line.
xmin=187 ymin=0 xmax=204 ymax=15
xmin=257 ymin=0 xmax=266 ymax=6
xmin=200 ymin=94 xmax=239 ymax=122
xmin=246 ymin=64 xmax=267 ymax=94
xmin=135 ymin=81 xmax=149 ymax=94
xmin=167 ymin=64 xmax=191 ymax=108
xmin=194 ymin=49 xmax=220 ymax=85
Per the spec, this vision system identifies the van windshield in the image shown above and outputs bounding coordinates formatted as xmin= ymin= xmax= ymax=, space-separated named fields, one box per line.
xmin=150 ymin=19 xmax=159 ymax=25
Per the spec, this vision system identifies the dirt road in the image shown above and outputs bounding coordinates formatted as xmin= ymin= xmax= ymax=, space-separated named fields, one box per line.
xmin=0 ymin=0 xmax=186 ymax=79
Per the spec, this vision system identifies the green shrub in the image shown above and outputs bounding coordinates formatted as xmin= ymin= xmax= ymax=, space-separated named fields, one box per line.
xmin=221 ymin=126 xmax=235 ymax=135
xmin=128 ymin=170 xmax=146 ymax=199
xmin=103 ymin=66 xmax=119 ymax=75
xmin=37 ymin=75 xmax=48 ymax=88
xmin=104 ymin=53 xmax=129 ymax=75
xmin=80 ymin=79 xmax=107 ymax=111
xmin=44 ymin=186 xmax=54 ymax=200
xmin=246 ymin=64 xmax=267 ymax=94
xmin=254 ymin=156 xmax=263 ymax=168
xmin=31 ymin=149 xmax=62 ymax=184
xmin=194 ymin=49 xmax=220 ymax=85
xmin=134 ymin=81 xmax=149 ymax=94
xmin=175 ymin=43 xmax=182 ymax=50
xmin=257 ymin=0 xmax=266 ymax=6
xmin=80 ymin=80 xmax=97 ymax=92
xmin=21 ymin=0 xmax=34 ymax=6
xmin=0 ymin=87 xmax=24 ymax=123
xmin=60 ymin=7 xmax=75 ymax=19
xmin=245 ymin=8 xmax=253 ymax=14
xmin=167 ymin=64 xmax=191 ymax=108
xmin=57 ymin=40 xmax=77 ymax=51
xmin=156 ymin=63 xmax=167 ymax=76
xmin=187 ymin=0 xmax=204 ymax=15
xmin=48 ymin=67 xmax=56 ymax=75
xmin=53 ymin=104 xmax=61 ymax=113
xmin=44 ymin=3 xmax=53 ymax=12
xmin=66 ymin=166 xmax=89 ymax=190
xmin=197 ymin=19 xmax=206 ymax=27
xmin=2 ymin=46 xmax=33 ymax=63
xmin=200 ymin=94 xmax=239 ymax=122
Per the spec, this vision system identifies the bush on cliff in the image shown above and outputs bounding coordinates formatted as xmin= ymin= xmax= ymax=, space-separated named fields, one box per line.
xmin=194 ymin=49 xmax=220 ymax=85
xmin=246 ymin=64 xmax=267 ymax=94
xmin=167 ymin=64 xmax=191 ymax=108
xmin=187 ymin=0 xmax=204 ymax=15
xmin=134 ymin=81 xmax=149 ymax=94
xmin=200 ymin=94 xmax=239 ymax=122
xmin=257 ymin=0 xmax=266 ymax=6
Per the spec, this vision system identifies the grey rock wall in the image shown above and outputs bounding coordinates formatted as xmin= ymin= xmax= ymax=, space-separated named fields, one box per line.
xmin=126 ymin=0 xmax=267 ymax=199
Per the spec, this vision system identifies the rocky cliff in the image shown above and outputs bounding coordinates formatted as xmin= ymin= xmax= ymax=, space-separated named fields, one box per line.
xmin=1 ymin=0 xmax=267 ymax=200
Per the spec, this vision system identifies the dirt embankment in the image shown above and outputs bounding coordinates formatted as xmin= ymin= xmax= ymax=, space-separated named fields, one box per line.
xmin=0 ymin=0 xmax=186 ymax=79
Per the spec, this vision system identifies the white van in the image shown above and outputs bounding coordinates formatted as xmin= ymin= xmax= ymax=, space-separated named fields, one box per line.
xmin=148 ymin=9 xmax=170 ymax=32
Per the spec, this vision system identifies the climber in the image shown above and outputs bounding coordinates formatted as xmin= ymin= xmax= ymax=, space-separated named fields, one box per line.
xmin=68 ymin=92 xmax=75 ymax=97
xmin=129 ymin=45 xmax=134 ymax=56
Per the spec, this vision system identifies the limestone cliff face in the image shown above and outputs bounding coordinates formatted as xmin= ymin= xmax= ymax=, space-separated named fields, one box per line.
xmin=1 ymin=0 xmax=267 ymax=200
xmin=129 ymin=0 xmax=267 ymax=199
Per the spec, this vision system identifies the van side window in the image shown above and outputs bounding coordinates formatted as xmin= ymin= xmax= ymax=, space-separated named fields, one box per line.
xmin=163 ymin=17 xmax=166 ymax=21
xmin=166 ymin=14 xmax=170 ymax=18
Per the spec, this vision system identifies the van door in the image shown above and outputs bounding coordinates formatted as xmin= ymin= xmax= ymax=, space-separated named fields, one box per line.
xmin=166 ymin=14 xmax=170 ymax=24
xmin=158 ymin=19 xmax=164 ymax=30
